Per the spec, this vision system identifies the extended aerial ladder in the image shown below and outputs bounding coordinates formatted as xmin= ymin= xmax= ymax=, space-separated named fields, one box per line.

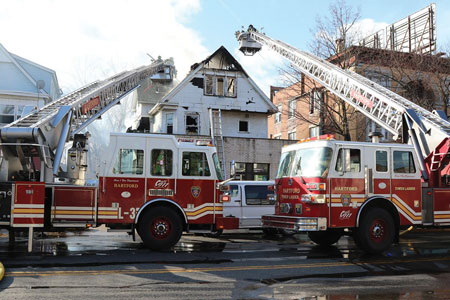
xmin=0 ymin=58 xmax=171 ymax=184
xmin=236 ymin=26 xmax=450 ymax=187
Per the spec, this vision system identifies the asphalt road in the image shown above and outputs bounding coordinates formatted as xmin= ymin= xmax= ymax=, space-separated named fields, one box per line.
xmin=1 ymin=228 xmax=450 ymax=299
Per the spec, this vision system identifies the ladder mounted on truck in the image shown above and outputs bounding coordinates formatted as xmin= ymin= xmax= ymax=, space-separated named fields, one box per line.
xmin=0 ymin=58 xmax=172 ymax=183
xmin=236 ymin=26 xmax=450 ymax=184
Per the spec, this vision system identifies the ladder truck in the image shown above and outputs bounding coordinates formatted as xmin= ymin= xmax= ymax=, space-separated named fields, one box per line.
xmin=236 ymin=26 xmax=450 ymax=254
xmin=0 ymin=59 xmax=232 ymax=251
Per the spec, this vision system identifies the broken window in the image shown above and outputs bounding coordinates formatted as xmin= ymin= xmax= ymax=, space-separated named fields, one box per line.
xmin=205 ymin=75 xmax=213 ymax=95
xmin=216 ymin=77 xmax=224 ymax=96
xmin=226 ymin=77 xmax=236 ymax=97
xmin=186 ymin=113 xmax=199 ymax=134
xmin=203 ymin=74 xmax=237 ymax=98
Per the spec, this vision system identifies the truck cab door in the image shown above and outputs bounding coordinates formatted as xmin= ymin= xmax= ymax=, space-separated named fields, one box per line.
xmin=240 ymin=185 xmax=274 ymax=228
xmin=329 ymin=146 xmax=365 ymax=227
xmin=99 ymin=137 xmax=147 ymax=224
xmin=364 ymin=147 xmax=391 ymax=198
xmin=223 ymin=184 xmax=242 ymax=224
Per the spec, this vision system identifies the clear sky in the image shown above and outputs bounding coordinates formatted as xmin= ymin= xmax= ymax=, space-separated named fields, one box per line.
xmin=1 ymin=0 xmax=449 ymax=96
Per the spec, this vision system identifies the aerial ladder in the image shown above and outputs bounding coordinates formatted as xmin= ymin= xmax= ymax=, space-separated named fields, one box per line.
xmin=0 ymin=58 xmax=170 ymax=185
xmin=236 ymin=26 xmax=450 ymax=188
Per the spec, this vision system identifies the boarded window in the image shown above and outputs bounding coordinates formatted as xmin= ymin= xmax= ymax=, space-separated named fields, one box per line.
xmin=151 ymin=149 xmax=173 ymax=176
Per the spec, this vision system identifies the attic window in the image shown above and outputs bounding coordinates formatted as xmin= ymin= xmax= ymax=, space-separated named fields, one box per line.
xmin=203 ymin=75 xmax=237 ymax=98
xmin=205 ymin=75 xmax=214 ymax=95
xmin=227 ymin=77 xmax=236 ymax=97
xmin=216 ymin=77 xmax=224 ymax=96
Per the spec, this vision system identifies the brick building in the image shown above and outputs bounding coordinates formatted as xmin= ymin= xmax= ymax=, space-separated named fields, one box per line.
xmin=268 ymin=46 xmax=450 ymax=142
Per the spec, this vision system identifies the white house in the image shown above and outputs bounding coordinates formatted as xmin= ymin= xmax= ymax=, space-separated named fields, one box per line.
xmin=148 ymin=46 xmax=277 ymax=138
xmin=0 ymin=43 xmax=61 ymax=126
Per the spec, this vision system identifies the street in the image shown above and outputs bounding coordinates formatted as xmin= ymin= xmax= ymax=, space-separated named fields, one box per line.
xmin=1 ymin=228 xmax=450 ymax=299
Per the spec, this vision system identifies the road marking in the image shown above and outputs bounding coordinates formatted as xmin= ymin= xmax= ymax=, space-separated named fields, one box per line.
xmin=6 ymin=256 xmax=450 ymax=278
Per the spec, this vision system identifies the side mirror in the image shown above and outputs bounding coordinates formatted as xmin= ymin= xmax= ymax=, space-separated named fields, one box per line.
xmin=230 ymin=160 xmax=236 ymax=179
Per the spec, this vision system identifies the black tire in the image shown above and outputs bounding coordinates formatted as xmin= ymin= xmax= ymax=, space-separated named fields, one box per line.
xmin=308 ymin=229 xmax=343 ymax=246
xmin=262 ymin=228 xmax=279 ymax=235
xmin=206 ymin=229 xmax=223 ymax=238
xmin=354 ymin=208 xmax=395 ymax=254
xmin=137 ymin=206 xmax=183 ymax=251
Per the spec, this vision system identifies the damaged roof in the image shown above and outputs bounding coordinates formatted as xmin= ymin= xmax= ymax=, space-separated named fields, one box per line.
xmin=149 ymin=45 xmax=276 ymax=116
xmin=190 ymin=46 xmax=249 ymax=77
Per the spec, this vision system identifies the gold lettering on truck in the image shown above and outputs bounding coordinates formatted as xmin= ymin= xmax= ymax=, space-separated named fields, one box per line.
xmin=394 ymin=187 xmax=416 ymax=191
xmin=114 ymin=183 xmax=139 ymax=188
xmin=334 ymin=187 xmax=357 ymax=192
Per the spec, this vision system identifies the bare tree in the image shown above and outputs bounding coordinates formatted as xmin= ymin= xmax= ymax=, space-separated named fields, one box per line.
xmin=276 ymin=0 xmax=362 ymax=141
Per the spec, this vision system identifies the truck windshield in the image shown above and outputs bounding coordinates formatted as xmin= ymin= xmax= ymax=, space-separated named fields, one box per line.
xmin=212 ymin=153 xmax=224 ymax=181
xmin=277 ymin=147 xmax=333 ymax=179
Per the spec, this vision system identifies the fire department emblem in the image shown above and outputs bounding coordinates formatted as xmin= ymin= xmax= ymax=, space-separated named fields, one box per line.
xmin=191 ymin=186 xmax=201 ymax=198
xmin=341 ymin=194 xmax=351 ymax=207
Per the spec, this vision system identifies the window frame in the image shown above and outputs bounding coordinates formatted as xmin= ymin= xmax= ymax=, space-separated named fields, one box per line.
xmin=335 ymin=148 xmax=362 ymax=173
xmin=150 ymin=149 xmax=173 ymax=177
xmin=185 ymin=113 xmax=200 ymax=135
xmin=239 ymin=120 xmax=249 ymax=133
xmin=181 ymin=151 xmax=212 ymax=177
xmin=274 ymin=105 xmax=282 ymax=123
xmin=288 ymin=99 xmax=296 ymax=119
xmin=393 ymin=150 xmax=416 ymax=174
xmin=244 ymin=185 xmax=274 ymax=205
xmin=375 ymin=150 xmax=388 ymax=173
xmin=112 ymin=148 xmax=145 ymax=176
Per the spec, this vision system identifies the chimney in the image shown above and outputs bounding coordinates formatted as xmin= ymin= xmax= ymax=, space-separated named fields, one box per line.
xmin=368 ymin=131 xmax=383 ymax=143
xmin=336 ymin=38 xmax=345 ymax=53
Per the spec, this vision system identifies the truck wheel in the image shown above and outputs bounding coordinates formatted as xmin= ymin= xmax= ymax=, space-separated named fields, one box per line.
xmin=137 ymin=206 xmax=182 ymax=251
xmin=308 ymin=229 xmax=343 ymax=246
xmin=355 ymin=208 xmax=395 ymax=254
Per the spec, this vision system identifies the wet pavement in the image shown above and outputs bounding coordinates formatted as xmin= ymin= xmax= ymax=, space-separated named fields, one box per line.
xmin=1 ymin=228 xmax=450 ymax=299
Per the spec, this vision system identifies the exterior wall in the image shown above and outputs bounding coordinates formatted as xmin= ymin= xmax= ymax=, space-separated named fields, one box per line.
xmin=174 ymin=133 xmax=296 ymax=180
xmin=0 ymin=44 xmax=62 ymax=126
xmin=153 ymin=70 xmax=272 ymax=137
xmin=222 ymin=136 xmax=296 ymax=180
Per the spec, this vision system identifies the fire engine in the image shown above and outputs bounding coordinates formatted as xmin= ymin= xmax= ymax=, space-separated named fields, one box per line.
xmin=236 ymin=26 xmax=450 ymax=254
xmin=0 ymin=59 xmax=233 ymax=251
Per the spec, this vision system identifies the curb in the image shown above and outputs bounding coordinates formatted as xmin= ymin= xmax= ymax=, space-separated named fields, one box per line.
xmin=0 ymin=262 xmax=4 ymax=281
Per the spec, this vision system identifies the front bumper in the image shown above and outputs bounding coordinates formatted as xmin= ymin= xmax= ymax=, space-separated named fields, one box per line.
xmin=262 ymin=215 xmax=327 ymax=231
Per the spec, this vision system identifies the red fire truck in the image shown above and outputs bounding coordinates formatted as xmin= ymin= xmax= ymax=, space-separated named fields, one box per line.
xmin=236 ymin=26 xmax=450 ymax=254
xmin=0 ymin=60 xmax=233 ymax=251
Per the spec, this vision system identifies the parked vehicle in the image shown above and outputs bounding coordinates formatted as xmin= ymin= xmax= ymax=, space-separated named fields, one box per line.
xmin=209 ymin=180 xmax=294 ymax=236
